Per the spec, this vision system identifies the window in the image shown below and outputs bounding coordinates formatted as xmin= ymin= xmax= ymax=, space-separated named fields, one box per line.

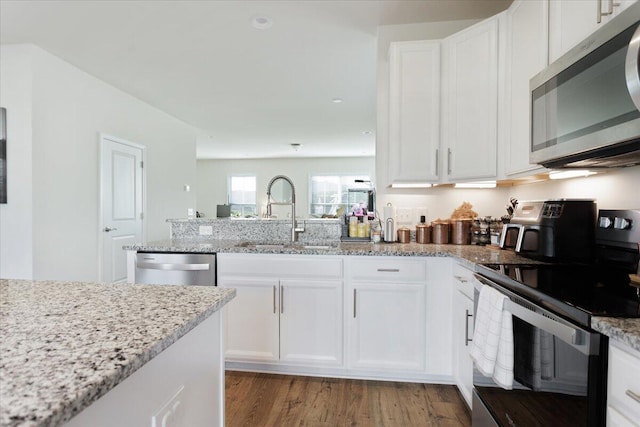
xmin=309 ymin=175 xmax=370 ymax=216
xmin=228 ymin=175 xmax=256 ymax=217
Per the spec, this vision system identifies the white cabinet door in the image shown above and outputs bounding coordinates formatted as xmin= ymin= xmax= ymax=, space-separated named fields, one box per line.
xmin=279 ymin=279 xmax=343 ymax=366
xmin=219 ymin=278 xmax=280 ymax=362
xmin=349 ymin=282 xmax=426 ymax=371
xmin=442 ymin=16 xmax=500 ymax=181
xmin=548 ymin=0 xmax=600 ymax=63
xmin=607 ymin=340 xmax=640 ymax=425
xmin=425 ymin=258 xmax=453 ymax=377
xmin=548 ymin=0 xmax=637 ymax=63
xmin=388 ymin=41 xmax=441 ymax=184
xmin=453 ymin=284 xmax=474 ymax=408
xmin=503 ymin=0 xmax=549 ymax=176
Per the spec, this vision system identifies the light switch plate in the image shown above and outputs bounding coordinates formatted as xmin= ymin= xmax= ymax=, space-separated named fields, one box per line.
xmin=396 ymin=207 xmax=413 ymax=225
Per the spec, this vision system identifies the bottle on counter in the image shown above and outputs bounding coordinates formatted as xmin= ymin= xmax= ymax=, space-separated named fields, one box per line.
xmin=349 ymin=214 xmax=358 ymax=237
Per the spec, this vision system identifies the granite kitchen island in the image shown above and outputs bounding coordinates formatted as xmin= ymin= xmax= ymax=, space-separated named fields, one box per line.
xmin=0 ymin=279 xmax=235 ymax=427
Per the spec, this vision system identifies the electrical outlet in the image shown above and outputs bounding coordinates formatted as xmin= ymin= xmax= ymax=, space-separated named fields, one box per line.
xmin=151 ymin=386 xmax=184 ymax=427
xmin=199 ymin=225 xmax=213 ymax=236
xmin=396 ymin=207 xmax=413 ymax=225
xmin=187 ymin=208 xmax=195 ymax=218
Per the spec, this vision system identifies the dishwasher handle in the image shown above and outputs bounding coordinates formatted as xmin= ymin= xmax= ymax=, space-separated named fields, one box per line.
xmin=136 ymin=261 xmax=211 ymax=271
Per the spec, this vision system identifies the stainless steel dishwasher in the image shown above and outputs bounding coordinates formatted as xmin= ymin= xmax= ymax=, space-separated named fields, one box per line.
xmin=134 ymin=253 xmax=216 ymax=286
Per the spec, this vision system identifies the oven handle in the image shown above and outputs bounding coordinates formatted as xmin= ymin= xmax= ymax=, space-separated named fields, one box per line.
xmin=473 ymin=273 xmax=599 ymax=356
xmin=136 ymin=262 xmax=211 ymax=271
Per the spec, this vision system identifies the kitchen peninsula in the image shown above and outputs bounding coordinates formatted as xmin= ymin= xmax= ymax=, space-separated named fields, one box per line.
xmin=0 ymin=279 xmax=235 ymax=427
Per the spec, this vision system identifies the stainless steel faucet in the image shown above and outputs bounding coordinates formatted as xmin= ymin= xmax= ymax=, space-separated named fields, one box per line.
xmin=266 ymin=175 xmax=305 ymax=242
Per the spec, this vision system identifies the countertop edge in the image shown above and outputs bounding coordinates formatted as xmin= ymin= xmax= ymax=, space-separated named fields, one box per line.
xmin=56 ymin=287 xmax=237 ymax=426
xmin=591 ymin=317 xmax=640 ymax=353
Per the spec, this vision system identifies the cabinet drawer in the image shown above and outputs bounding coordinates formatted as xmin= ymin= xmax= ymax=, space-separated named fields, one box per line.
xmin=452 ymin=263 xmax=474 ymax=299
xmin=349 ymin=257 xmax=426 ymax=282
xmin=218 ymin=254 xmax=343 ymax=279
xmin=608 ymin=341 xmax=640 ymax=426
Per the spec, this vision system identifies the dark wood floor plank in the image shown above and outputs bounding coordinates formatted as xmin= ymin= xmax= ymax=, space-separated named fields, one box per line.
xmin=225 ymin=371 xmax=471 ymax=427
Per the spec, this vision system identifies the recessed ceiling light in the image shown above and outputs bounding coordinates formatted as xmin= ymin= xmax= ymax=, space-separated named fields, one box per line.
xmin=332 ymin=98 xmax=343 ymax=104
xmin=251 ymin=15 xmax=273 ymax=30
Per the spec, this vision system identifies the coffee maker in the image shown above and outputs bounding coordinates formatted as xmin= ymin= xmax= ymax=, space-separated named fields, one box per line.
xmin=500 ymin=199 xmax=597 ymax=262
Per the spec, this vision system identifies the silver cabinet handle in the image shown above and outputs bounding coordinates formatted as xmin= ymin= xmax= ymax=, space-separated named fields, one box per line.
xmin=280 ymin=285 xmax=284 ymax=314
xmin=598 ymin=0 xmax=620 ymax=23
xmin=136 ymin=262 xmax=210 ymax=271
xmin=377 ymin=268 xmax=400 ymax=272
xmin=626 ymin=389 xmax=640 ymax=404
xmin=435 ymin=149 xmax=439 ymax=176
xmin=454 ymin=275 xmax=469 ymax=283
xmin=103 ymin=227 xmax=118 ymax=232
xmin=625 ymin=23 xmax=640 ymax=112
xmin=447 ymin=148 xmax=452 ymax=175
xmin=353 ymin=289 xmax=357 ymax=318
xmin=465 ymin=309 xmax=473 ymax=346
xmin=273 ymin=286 xmax=277 ymax=314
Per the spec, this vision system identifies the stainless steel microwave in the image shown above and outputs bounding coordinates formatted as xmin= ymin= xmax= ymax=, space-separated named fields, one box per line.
xmin=530 ymin=3 xmax=640 ymax=169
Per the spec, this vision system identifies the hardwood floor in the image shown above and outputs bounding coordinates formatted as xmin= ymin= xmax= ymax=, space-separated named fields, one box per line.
xmin=225 ymin=371 xmax=471 ymax=427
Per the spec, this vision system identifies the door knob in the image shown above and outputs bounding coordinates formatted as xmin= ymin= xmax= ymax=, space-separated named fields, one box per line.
xmin=103 ymin=227 xmax=118 ymax=232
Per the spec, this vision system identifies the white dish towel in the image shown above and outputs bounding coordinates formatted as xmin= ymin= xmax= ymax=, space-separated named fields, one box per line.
xmin=470 ymin=281 xmax=514 ymax=389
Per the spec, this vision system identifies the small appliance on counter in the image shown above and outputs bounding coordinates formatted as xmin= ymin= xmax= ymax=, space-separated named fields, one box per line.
xmin=499 ymin=199 xmax=597 ymax=262
xmin=383 ymin=203 xmax=396 ymax=243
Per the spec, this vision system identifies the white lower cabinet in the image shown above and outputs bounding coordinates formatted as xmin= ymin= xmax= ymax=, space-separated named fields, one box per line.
xmin=348 ymin=281 xmax=426 ymax=371
xmin=219 ymin=277 xmax=280 ymax=362
xmin=607 ymin=340 xmax=640 ymax=426
xmin=219 ymin=253 xmax=455 ymax=382
xmin=279 ymin=279 xmax=343 ymax=365
xmin=218 ymin=254 xmax=343 ymax=367
xmin=452 ymin=263 xmax=475 ymax=408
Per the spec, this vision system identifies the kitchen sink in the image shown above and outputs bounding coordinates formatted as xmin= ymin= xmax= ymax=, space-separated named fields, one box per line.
xmin=235 ymin=242 xmax=338 ymax=250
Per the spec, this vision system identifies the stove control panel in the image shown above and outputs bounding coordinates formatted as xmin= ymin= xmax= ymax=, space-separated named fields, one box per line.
xmin=596 ymin=209 xmax=640 ymax=251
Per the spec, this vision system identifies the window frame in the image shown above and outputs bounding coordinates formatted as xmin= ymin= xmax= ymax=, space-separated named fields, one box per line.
xmin=227 ymin=174 xmax=257 ymax=217
xmin=308 ymin=173 xmax=371 ymax=217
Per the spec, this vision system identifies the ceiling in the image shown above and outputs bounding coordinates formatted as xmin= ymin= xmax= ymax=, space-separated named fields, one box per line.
xmin=0 ymin=0 xmax=512 ymax=159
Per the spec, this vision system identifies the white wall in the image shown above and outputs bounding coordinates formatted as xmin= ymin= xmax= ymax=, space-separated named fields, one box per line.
xmin=0 ymin=44 xmax=198 ymax=281
xmin=504 ymin=167 xmax=640 ymax=210
xmin=196 ymin=157 xmax=375 ymax=218
xmin=0 ymin=45 xmax=34 ymax=279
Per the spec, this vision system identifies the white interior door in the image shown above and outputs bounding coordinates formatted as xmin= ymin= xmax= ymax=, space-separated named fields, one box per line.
xmin=100 ymin=135 xmax=145 ymax=283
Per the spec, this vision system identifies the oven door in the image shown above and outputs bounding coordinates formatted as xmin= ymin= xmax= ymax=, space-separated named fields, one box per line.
xmin=471 ymin=274 xmax=607 ymax=427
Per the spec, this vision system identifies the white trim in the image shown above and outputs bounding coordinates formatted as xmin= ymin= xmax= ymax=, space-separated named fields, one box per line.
xmin=98 ymin=133 xmax=147 ymax=282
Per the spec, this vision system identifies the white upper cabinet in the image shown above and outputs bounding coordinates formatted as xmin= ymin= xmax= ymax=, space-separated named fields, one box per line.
xmin=388 ymin=41 xmax=441 ymax=184
xmin=442 ymin=15 xmax=501 ymax=181
xmin=549 ymin=0 xmax=638 ymax=63
xmin=503 ymin=0 xmax=549 ymax=176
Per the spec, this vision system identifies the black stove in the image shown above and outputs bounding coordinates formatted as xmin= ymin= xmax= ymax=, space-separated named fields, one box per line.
xmin=476 ymin=262 xmax=640 ymax=328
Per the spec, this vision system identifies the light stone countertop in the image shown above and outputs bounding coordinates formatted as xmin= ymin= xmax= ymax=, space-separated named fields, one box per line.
xmin=591 ymin=317 xmax=640 ymax=352
xmin=125 ymin=238 xmax=640 ymax=352
xmin=123 ymin=238 xmax=537 ymax=267
xmin=0 ymin=279 xmax=235 ymax=427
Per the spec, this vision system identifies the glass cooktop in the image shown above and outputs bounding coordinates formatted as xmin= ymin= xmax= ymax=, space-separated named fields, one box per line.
xmin=476 ymin=263 xmax=640 ymax=327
